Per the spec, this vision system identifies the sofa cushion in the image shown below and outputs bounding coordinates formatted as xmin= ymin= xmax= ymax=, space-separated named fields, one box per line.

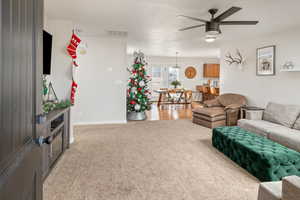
xmin=268 ymin=127 xmax=300 ymax=152
xmin=258 ymin=181 xmax=282 ymax=200
xmin=293 ymin=117 xmax=300 ymax=131
xmin=263 ymin=102 xmax=300 ymax=128
xmin=238 ymin=119 xmax=283 ymax=138
xmin=204 ymin=99 xmax=222 ymax=107
xmin=193 ymin=118 xmax=226 ymax=129
xmin=192 ymin=107 xmax=225 ymax=117
xmin=193 ymin=112 xmax=226 ymax=122
xmin=282 ymin=176 xmax=300 ymax=200
xmin=191 ymin=102 xmax=203 ymax=109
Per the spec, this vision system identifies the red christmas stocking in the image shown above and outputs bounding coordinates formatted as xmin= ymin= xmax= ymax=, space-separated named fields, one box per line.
xmin=70 ymin=81 xmax=78 ymax=105
xmin=70 ymin=33 xmax=81 ymax=48
xmin=67 ymin=33 xmax=81 ymax=63
xmin=68 ymin=32 xmax=82 ymax=105
xmin=67 ymin=43 xmax=77 ymax=59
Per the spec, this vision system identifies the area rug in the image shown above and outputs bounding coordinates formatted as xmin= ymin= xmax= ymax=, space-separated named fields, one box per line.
xmin=43 ymin=120 xmax=259 ymax=200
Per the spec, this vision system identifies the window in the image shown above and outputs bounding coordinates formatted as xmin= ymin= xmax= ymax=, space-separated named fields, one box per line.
xmin=168 ymin=67 xmax=180 ymax=87
xmin=148 ymin=66 xmax=181 ymax=100
xmin=150 ymin=66 xmax=163 ymax=100
xmin=151 ymin=66 xmax=162 ymax=78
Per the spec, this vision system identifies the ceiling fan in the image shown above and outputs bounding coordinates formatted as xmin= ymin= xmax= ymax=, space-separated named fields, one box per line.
xmin=179 ymin=7 xmax=259 ymax=42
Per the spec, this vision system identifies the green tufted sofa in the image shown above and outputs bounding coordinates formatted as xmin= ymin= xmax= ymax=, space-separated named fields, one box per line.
xmin=212 ymin=126 xmax=300 ymax=182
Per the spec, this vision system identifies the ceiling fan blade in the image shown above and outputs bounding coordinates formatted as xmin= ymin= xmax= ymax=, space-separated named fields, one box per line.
xmin=214 ymin=7 xmax=242 ymax=22
xmin=179 ymin=24 xmax=205 ymax=31
xmin=178 ymin=15 xmax=208 ymax=23
xmin=220 ymin=21 xmax=259 ymax=25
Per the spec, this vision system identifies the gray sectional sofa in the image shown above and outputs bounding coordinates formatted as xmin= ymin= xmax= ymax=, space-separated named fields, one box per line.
xmin=258 ymin=175 xmax=300 ymax=200
xmin=238 ymin=102 xmax=300 ymax=199
xmin=238 ymin=102 xmax=300 ymax=152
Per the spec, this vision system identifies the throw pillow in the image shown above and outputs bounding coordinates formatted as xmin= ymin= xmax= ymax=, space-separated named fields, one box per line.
xmin=263 ymin=102 xmax=300 ymax=128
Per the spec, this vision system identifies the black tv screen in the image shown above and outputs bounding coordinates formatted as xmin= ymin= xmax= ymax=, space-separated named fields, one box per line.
xmin=43 ymin=30 xmax=53 ymax=75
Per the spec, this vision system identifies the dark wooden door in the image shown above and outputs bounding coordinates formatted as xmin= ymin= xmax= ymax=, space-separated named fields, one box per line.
xmin=0 ymin=0 xmax=44 ymax=199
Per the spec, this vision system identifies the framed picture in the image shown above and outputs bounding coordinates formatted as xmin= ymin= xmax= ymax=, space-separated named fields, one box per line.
xmin=256 ymin=45 xmax=276 ymax=76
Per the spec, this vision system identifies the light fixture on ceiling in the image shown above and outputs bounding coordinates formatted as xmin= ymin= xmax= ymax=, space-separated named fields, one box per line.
xmin=205 ymin=35 xmax=217 ymax=43
xmin=206 ymin=30 xmax=220 ymax=36
xmin=179 ymin=7 xmax=259 ymax=43
xmin=173 ymin=52 xmax=180 ymax=68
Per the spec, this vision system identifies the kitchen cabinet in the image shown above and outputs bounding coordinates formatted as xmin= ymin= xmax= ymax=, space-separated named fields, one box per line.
xmin=203 ymin=64 xmax=220 ymax=78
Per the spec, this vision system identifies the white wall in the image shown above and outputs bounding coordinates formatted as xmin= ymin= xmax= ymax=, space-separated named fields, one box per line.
xmin=45 ymin=20 xmax=128 ymax=126
xmin=128 ymin=56 xmax=220 ymax=90
xmin=72 ymin=36 xmax=127 ymax=125
xmin=220 ymin=29 xmax=300 ymax=107
xmin=44 ymin=20 xmax=73 ymax=100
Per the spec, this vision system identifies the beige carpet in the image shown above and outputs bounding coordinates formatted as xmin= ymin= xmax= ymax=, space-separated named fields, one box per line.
xmin=44 ymin=120 xmax=259 ymax=200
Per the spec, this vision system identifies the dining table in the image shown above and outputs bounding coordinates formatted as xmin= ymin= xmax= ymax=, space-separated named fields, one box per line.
xmin=154 ymin=89 xmax=194 ymax=107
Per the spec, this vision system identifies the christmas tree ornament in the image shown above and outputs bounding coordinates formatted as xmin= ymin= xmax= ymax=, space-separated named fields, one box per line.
xmin=134 ymin=104 xmax=141 ymax=111
xmin=139 ymin=80 xmax=145 ymax=87
xmin=131 ymin=87 xmax=137 ymax=93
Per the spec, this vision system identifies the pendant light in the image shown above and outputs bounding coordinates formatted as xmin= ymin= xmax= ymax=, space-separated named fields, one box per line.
xmin=173 ymin=52 xmax=180 ymax=69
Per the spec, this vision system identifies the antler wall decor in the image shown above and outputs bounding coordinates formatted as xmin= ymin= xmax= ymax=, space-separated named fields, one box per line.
xmin=225 ymin=49 xmax=244 ymax=65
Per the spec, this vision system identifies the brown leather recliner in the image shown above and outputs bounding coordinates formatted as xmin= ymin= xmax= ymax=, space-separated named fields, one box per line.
xmin=192 ymin=93 xmax=247 ymax=128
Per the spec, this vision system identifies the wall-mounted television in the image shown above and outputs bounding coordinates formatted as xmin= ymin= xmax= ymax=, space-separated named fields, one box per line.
xmin=43 ymin=30 xmax=53 ymax=75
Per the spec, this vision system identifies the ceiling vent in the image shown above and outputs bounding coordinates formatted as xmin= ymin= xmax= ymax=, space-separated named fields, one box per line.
xmin=107 ymin=30 xmax=128 ymax=38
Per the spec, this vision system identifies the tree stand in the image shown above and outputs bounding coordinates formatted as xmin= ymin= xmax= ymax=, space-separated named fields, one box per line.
xmin=127 ymin=111 xmax=147 ymax=121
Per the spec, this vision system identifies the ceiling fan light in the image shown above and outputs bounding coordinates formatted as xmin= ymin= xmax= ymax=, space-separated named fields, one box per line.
xmin=206 ymin=30 xmax=220 ymax=35
xmin=205 ymin=35 xmax=217 ymax=43
xmin=205 ymin=38 xmax=216 ymax=43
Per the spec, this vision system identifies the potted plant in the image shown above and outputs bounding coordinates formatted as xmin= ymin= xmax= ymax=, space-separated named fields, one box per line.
xmin=171 ymin=80 xmax=181 ymax=89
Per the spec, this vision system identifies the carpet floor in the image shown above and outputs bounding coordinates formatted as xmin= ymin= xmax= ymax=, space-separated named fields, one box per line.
xmin=43 ymin=120 xmax=259 ymax=200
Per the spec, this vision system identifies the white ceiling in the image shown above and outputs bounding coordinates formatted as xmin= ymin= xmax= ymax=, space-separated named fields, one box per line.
xmin=45 ymin=0 xmax=300 ymax=58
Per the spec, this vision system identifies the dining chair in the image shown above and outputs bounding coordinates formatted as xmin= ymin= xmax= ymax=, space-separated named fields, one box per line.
xmin=210 ymin=87 xmax=217 ymax=95
xmin=202 ymin=86 xmax=210 ymax=101
xmin=185 ymin=90 xmax=193 ymax=103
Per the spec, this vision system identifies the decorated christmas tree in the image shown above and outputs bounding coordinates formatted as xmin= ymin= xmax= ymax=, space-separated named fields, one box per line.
xmin=127 ymin=52 xmax=151 ymax=115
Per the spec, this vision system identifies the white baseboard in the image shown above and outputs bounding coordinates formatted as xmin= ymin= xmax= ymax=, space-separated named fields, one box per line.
xmin=73 ymin=120 xmax=127 ymax=126
xmin=69 ymin=135 xmax=75 ymax=144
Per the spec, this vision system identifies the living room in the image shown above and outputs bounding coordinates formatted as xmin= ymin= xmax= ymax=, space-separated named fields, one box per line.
xmin=1 ymin=0 xmax=300 ymax=200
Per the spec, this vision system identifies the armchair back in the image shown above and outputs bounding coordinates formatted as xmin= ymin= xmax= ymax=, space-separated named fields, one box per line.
xmin=218 ymin=93 xmax=247 ymax=107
